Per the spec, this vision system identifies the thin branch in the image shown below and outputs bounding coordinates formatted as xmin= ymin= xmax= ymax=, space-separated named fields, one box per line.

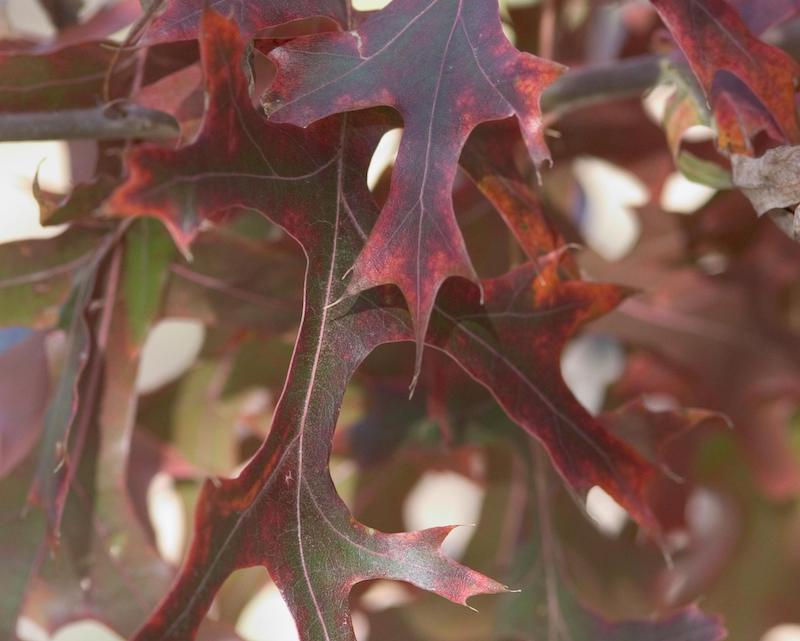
xmin=0 ymin=102 xmax=178 ymax=142
xmin=104 ymin=0 xmax=166 ymax=101
xmin=1 ymin=20 xmax=797 ymax=142
xmin=542 ymin=54 xmax=664 ymax=116
xmin=541 ymin=18 xmax=800 ymax=117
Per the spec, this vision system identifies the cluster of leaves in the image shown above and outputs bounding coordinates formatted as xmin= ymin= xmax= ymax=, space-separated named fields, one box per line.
xmin=1 ymin=1 xmax=800 ymax=640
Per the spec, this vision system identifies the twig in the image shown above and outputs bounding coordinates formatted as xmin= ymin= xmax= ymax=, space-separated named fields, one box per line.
xmin=0 ymin=102 xmax=178 ymax=142
xmin=541 ymin=18 xmax=800 ymax=117
xmin=542 ymin=54 xmax=664 ymax=116
xmin=0 ymin=28 xmax=795 ymax=142
xmin=103 ymin=0 xmax=165 ymax=101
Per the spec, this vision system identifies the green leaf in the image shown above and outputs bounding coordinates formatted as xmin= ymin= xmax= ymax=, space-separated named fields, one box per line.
xmin=677 ymin=151 xmax=733 ymax=190
xmin=0 ymin=228 xmax=103 ymax=329
xmin=124 ymin=218 xmax=177 ymax=346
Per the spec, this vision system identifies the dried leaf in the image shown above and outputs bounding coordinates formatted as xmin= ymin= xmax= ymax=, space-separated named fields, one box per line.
xmin=731 ymin=145 xmax=800 ymax=214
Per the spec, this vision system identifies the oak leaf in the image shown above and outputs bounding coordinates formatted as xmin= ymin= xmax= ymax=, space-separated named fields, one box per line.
xmin=119 ymin=12 xmax=509 ymax=641
xmin=263 ymin=0 xmax=563 ymax=378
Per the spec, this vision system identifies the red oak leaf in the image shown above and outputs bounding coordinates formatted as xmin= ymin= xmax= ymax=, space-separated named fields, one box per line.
xmin=116 ymin=11 xmax=661 ymax=640
xmin=119 ymin=12 xmax=507 ymax=641
xmin=425 ymin=257 xmax=657 ymax=529
xmin=263 ymin=0 xmax=563 ymax=380
xmin=650 ymin=0 xmax=800 ymax=154
xmin=143 ymin=0 xmax=350 ymax=43
xmin=113 ymin=3 xmax=657 ymax=525
xmin=109 ymin=28 xmax=340 ymax=247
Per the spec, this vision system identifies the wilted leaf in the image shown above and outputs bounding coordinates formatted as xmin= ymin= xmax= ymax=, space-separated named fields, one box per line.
xmin=34 ymin=173 xmax=120 ymax=227
xmin=27 ymin=234 xmax=117 ymax=536
xmin=26 ymin=313 xmax=173 ymax=636
xmin=0 ymin=232 xmax=116 ymax=638
xmin=1 ymin=233 xmax=115 ymax=637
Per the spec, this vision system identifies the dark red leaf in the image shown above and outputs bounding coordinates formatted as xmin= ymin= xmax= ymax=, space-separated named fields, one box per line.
xmin=109 ymin=20 xmax=340 ymax=247
xmin=121 ymin=13 xmax=507 ymax=641
xmin=263 ymin=0 xmax=563 ymax=377
xmin=425 ymin=258 xmax=657 ymax=529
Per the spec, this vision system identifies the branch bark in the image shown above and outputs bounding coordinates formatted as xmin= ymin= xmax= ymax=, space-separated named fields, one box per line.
xmin=0 ymin=102 xmax=178 ymax=142
xmin=541 ymin=54 xmax=664 ymax=115
xmin=540 ymin=17 xmax=800 ymax=116
xmin=1 ymin=21 xmax=797 ymax=143
xmin=0 ymin=57 xmax=663 ymax=143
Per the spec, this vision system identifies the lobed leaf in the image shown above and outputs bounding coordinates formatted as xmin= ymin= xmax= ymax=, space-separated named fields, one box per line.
xmin=121 ymin=12 xmax=508 ymax=641
xmin=263 ymin=0 xmax=563 ymax=377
